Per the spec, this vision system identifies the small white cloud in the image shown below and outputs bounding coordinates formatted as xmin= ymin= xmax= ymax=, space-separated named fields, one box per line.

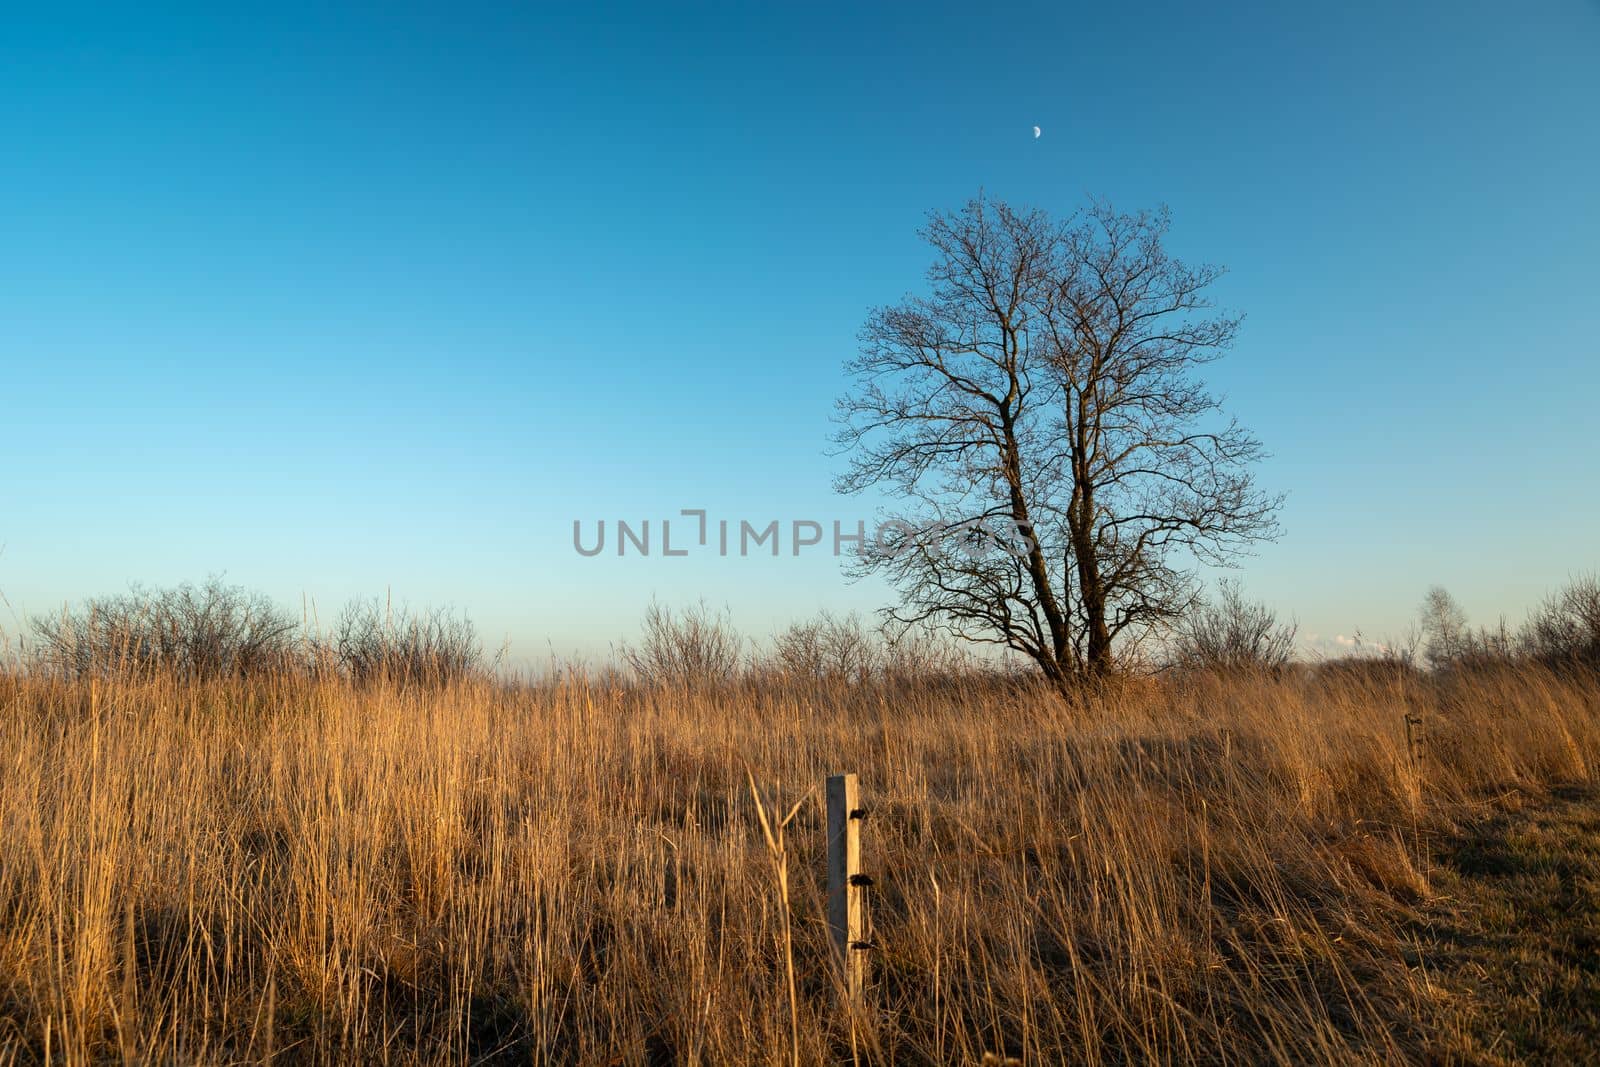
xmin=1302 ymin=632 xmax=1391 ymax=659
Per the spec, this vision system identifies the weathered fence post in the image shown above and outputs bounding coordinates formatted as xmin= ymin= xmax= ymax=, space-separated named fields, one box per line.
xmin=826 ymin=772 xmax=869 ymax=997
xmin=1404 ymin=711 xmax=1425 ymax=772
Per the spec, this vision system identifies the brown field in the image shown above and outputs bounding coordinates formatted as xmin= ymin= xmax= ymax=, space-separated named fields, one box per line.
xmin=0 ymin=664 xmax=1596 ymax=1064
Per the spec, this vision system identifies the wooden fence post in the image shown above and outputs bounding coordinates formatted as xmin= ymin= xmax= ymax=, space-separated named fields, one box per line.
xmin=826 ymin=772 xmax=869 ymax=997
xmin=1404 ymin=712 xmax=1425 ymax=772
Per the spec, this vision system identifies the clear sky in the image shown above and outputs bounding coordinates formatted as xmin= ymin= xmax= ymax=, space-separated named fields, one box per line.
xmin=3 ymin=1 xmax=1597 ymax=665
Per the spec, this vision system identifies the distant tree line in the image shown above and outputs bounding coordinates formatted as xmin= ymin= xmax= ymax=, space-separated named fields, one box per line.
xmin=23 ymin=574 xmax=1595 ymax=690
xmin=1160 ymin=575 xmax=1600 ymax=678
xmin=1418 ymin=577 xmax=1600 ymax=674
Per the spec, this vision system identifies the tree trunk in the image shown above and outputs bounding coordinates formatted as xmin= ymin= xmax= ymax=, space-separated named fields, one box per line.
xmin=1070 ymin=489 xmax=1114 ymax=675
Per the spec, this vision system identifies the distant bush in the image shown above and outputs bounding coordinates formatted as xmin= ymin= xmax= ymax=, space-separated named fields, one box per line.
xmin=1168 ymin=581 xmax=1297 ymax=674
xmin=30 ymin=578 xmax=300 ymax=680
xmin=876 ymin=622 xmax=991 ymax=684
xmin=1521 ymin=575 xmax=1600 ymax=671
xmin=622 ymin=601 xmax=743 ymax=688
xmin=769 ymin=611 xmax=879 ymax=683
xmin=333 ymin=598 xmax=482 ymax=684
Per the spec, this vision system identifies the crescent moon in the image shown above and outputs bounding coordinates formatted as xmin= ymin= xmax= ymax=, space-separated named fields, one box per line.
xmin=1033 ymin=126 xmax=1041 ymax=138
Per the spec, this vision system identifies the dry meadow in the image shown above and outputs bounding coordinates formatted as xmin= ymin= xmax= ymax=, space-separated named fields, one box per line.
xmin=0 ymin=664 xmax=1596 ymax=1064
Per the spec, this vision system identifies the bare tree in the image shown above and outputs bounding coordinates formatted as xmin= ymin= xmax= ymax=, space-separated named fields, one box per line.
xmin=836 ymin=197 xmax=1280 ymax=690
xmin=1418 ymin=585 xmax=1470 ymax=668
xmin=1416 ymin=585 xmax=1525 ymax=671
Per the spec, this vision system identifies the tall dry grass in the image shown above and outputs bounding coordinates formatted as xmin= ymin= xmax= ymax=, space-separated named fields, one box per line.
xmin=0 ymin=662 xmax=1595 ymax=1064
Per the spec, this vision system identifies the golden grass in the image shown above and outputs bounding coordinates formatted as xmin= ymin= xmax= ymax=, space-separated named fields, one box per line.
xmin=0 ymin=664 xmax=1595 ymax=1064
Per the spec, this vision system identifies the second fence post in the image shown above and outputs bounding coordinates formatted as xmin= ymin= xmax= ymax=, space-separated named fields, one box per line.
xmin=826 ymin=772 xmax=869 ymax=998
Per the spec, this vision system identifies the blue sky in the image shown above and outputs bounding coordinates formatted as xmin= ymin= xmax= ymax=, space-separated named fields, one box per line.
xmin=2 ymin=1 xmax=1596 ymax=664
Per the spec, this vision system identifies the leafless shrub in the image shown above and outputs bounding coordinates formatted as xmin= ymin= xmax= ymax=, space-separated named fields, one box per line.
xmin=622 ymin=600 xmax=744 ymax=688
xmin=1168 ymin=581 xmax=1297 ymax=673
xmin=874 ymin=619 xmax=1025 ymax=697
xmin=1521 ymin=574 xmax=1600 ymax=671
xmin=29 ymin=578 xmax=299 ymax=679
xmin=334 ymin=598 xmax=482 ymax=684
xmin=769 ymin=611 xmax=880 ymax=683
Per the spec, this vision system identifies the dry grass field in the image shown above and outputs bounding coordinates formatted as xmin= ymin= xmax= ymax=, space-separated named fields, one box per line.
xmin=0 ymin=663 xmax=1596 ymax=1064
